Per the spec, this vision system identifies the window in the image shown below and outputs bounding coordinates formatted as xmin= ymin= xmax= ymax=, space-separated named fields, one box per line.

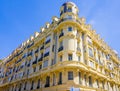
xmin=60 ymin=29 xmax=63 ymax=33
xmin=78 ymin=72 xmax=81 ymax=84
xmin=84 ymin=75 xmax=87 ymax=85
xmin=52 ymin=45 xmax=55 ymax=52
xmin=89 ymin=76 xmax=92 ymax=87
xmin=43 ymin=60 xmax=48 ymax=68
xmin=68 ymin=27 xmax=72 ymax=31
xmin=18 ymin=84 xmax=21 ymax=91
xmin=24 ymin=82 xmax=27 ymax=90
xmin=27 ymin=69 xmax=29 ymax=75
xmin=58 ymin=41 xmax=64 ymax=52
xmin=60 ymin=55 xmax=62 ymax=62
xmin=89 ymin=61 xmax=94 ymax=68
xmin=45 ymin=76 xmax=50 ymax=87
xmin=96 ymin=79 xmax=99 ymax=88
xmin=31 ymin=81 xmax=34 ymax=90
xmin=106 ymin=54 xmax=110 ymax=59
xmin=58 ymin=72 xmax=62 ymax=84
xmin=45 ymin=47 xmax=50 ymax=54
xmin=67 ymin=7 xmax=72 ymax=12
xmin=89 ymin=47 xmax=93 ymax=57
xmin=102 ymin=81 xmax=104 ymax=89
xmin=68 ymin=54 xmax=72 ymax=61
xmin=35 ymin=56 xmax=38 ymax=61
xmin=77 ymin=42 xmax=80 ymax=48
xmin=39 ymin=65 xmax=42 ymax=70
xmin=59 ymin=41 xmax=63 ymax=47
xmin=33 ymin=67 xmax=36 ymax=72
xmin=68 ymin=71 xmax=73 ymax=80
xmin=53 ymin=74 xmax=55 ymax=85
xmin=51 ymin=59 xmax=55 ymax=65
xmin=78 ymin=56 xmax=80 ymax=61
xmin=37 ymin=79 xmax=40 ymax=89
xmin=46 ymin=35 xmax=51 ymax=42
xmin=87 ymin=36 xmax=92 ymax=45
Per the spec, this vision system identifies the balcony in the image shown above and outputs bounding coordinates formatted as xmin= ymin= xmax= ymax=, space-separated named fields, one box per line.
xmin=58 ymin=18 xmax=81 ymax=25
xmin=45 ymin=39 xmax=51 ymax=44
xmin=59 ymin=32 xmax=64 ymax=38
xmin=58 ymin=46 xmax=63 ymax=52
xmin=44 ymin=52 xmax=49 ymax=57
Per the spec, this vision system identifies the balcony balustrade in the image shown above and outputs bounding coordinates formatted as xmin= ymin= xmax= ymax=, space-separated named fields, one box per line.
xmin=58 ymin=18 xmax=81 ymax=25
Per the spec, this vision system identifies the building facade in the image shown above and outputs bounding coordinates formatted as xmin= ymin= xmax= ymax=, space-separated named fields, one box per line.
xmin=0 ymin=2 xmax=120 ymax=91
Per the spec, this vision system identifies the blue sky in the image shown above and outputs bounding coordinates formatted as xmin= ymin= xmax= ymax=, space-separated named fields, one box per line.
xmin=0 ymin=0 xmax=120 ymax=59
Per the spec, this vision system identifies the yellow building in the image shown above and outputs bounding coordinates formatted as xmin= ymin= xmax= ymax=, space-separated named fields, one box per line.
xmin=0 ymin=2 xmax=120 ymax=91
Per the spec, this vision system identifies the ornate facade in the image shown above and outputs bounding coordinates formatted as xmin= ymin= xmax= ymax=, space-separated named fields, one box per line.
xmin=0 ymin=2 xmax=120 ymax=91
